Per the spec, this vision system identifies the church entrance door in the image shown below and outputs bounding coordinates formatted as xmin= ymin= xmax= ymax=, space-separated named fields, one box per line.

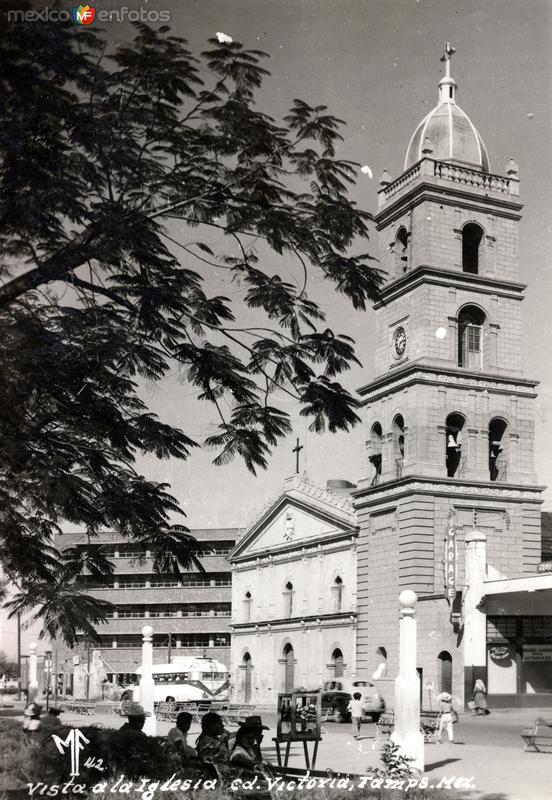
xmin=283 ymin=643 xmax=295 ymax=692
xmin=332 ymin=648 xmax=344 ymax=677
xmin=243 ymin=652 xmax=253 ymax=703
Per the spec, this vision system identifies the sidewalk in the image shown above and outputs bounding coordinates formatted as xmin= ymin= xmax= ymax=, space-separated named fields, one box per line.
xmin=5 ymin=706 xmax=551 ymax=800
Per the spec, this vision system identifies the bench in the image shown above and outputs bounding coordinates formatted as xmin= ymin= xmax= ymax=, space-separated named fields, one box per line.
xmin=62 ymin=701 xmax=95 ymax=715
xmin=221 ymin=704 xmax=256 ymax=727
xmin=521 ymin=717 xmax=552 ymax=752
xmin=376 ymin=710 xmax=443 ymax=743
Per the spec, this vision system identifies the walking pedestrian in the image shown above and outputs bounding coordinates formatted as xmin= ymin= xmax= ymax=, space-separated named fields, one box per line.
xmin=436 ymin=692 xmax=455 ymax=743
xmin=347 ymin=692 xmax=363 ymax=739
xmin=472 ymin=679 xmax=490 ymax=716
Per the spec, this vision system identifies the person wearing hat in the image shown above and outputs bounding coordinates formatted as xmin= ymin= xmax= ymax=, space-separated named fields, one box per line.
xmin=230 ymin=716 xmax=269 ymax=767
xmin=196 ymin=712 xmax=231 ymax=763
xmin=23 ymin=702 xmax=43 ymax=733
xmin=118 ymin=702 xmax=151 ymax=738
xmin=436 ymin=692 xmax=455 ymax=744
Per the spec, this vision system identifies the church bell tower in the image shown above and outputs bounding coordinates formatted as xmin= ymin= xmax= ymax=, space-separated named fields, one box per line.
xmin=353 ymin=45 xmax=543 ymax=702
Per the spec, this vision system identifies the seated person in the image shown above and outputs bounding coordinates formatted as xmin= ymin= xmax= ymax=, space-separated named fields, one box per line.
xmin=39 ymin=707 xmax=63 ymax=732
xmin=196 ymin=712 xmax=230 ymax=763
xmin=167 ymin=711 xmax=196 ymax=758
xmin=22 ymin=703 xmax=43 ymax=733
xmin=118 ymin=702 xmax=151 ymax=740
xmin=229 ymin=716 xmax=269 ymax=768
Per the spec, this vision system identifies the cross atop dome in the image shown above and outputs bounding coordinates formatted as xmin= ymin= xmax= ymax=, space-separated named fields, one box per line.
xmin=438 ymin=42 xmax=457 ymax=103
xmin=440 ymin=42 xmax=456 ymax=79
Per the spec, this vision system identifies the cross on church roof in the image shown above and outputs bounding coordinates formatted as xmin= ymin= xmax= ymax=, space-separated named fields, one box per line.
xmin=292 ymin=437 xmax=303 ymax=474
xmin=440 ymin=42 xmax=456 ymax=78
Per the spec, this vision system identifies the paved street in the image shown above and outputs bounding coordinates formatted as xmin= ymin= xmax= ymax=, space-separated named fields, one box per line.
xmin=4 ymin=704 xmax=552 ymax=800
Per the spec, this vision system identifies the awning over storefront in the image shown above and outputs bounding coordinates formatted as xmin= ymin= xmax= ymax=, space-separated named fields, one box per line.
xmin=483 ymin=574 xmax=552 ymax=615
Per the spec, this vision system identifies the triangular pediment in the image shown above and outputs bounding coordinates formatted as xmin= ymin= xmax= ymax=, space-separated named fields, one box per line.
xmin=230 ymin=475 xmax=357 ymax=560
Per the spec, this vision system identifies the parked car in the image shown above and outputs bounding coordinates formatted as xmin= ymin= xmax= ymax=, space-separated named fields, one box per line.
xmin=321 ymin=679 xmax=385 ymax=723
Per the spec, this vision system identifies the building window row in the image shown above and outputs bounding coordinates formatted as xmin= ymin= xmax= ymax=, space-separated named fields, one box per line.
xmin=105 ymin=633 xmax=231 ymax=649
xmin=242 ymin=576 xmax=345 ymax=622
xmin=80 ymin=573 xmax=232 ymax=590
xmin=105 ymin=603 xmax=231 ymax=619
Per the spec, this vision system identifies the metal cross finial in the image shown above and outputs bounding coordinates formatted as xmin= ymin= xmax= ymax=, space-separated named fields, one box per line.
xmin=292 ymin=437 xmax=303 ymax=474
xmin=440 ymin=42 xmax=456 ymax=78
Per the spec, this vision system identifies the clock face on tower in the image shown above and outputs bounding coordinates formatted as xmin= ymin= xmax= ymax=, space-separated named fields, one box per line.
xmin=393 ymin=326 xmax=407 ymax=358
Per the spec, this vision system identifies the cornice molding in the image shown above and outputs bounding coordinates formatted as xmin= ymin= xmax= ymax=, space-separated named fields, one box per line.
xmin=358 ymin=364 xmax=538 ymax=401
xmin=374 ymin=265 xmax=526 ymax=308
xmin=231 ymin=611 xmax=357 ymax=631
xmin=353 ymin=476 xmax=545 ymax=507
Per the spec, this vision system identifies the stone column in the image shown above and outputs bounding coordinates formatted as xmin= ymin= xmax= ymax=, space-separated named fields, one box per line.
xmin=139 ymin=625 xmax=157 ymax=736
xmin=463 ymin=531 xmax=487 ymax=707
xmin=391 ymin=591 xmax=424 ymax=774
xmin=28 ymin=642 xmax=38 ymax=703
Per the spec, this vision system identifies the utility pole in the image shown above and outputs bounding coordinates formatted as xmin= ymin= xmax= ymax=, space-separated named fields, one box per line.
xmin=16 ymin=612 xmax=21 ymax=701
xmin=86 ymin=642 xmax=91 ymax=701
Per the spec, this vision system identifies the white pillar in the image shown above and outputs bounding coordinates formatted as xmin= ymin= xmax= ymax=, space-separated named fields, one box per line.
xmin=464 ymin=531 xmax=487 ymax=698
xmin=28 ymin=642 xmax=38 ymax=703
xmin=391 ymin=591 xmax=424 ymax=774
xmin=139 ymin=625 xmax=157 ymax=736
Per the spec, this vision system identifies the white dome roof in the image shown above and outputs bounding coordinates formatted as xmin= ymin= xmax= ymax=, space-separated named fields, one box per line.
xmin=404 ymin=46 xmax=490 ymax=173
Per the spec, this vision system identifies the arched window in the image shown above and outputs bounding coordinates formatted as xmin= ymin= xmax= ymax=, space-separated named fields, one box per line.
xmin=284 ymin=582 xmax=294 ymax=618
xmin=458 ymin=305 xmax=486 ymax=369
xmin=332 ymin=576 xmax=343 ymax=613
xmin=244 ymin=591 xmax=252 ymax=623
xmin=332 ymin=648 xmax=344 ymax=678
xmin=462 ymin=223 xmax=484 ymax=274
xmin=395 ymin=227 xmax=409 ymax=272
xmin=368 ymin=422 xmax=383 ymax=485
xmin=489 ymin=418 xmax=508 ymax=482
xmin=392 ymin=414 xmax=405 ymax=478
xmin=438 ymin=650 xmax=452 ymax=694
xmin=446 ymin=413 xmax=466 ymax=478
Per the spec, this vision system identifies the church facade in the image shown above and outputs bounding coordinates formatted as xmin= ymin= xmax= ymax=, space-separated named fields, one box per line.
xmin=229 ymin=475 xmax=358 ymax=705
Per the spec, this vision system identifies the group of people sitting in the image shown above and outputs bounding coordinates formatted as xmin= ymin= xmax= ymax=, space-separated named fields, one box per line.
xmin=120 ymin=701 xmax=269 ymax=769
xmin=22 ymin=702 xmax=64 ymax=733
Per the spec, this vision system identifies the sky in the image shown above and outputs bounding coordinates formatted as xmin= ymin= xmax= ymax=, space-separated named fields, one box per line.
xmin=3 ymin=0 xmax=552 ymax=656
xmin=131 ymin=0 xmax=552 ymax=529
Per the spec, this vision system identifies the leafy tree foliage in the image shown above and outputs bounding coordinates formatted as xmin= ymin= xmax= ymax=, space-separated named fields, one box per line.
xmin=0 ymin=11 xmax=382 ymax=643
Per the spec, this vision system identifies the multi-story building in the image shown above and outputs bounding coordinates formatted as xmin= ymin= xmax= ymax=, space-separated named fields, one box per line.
xmin=54 ymin=527 xmax=240 ymax=693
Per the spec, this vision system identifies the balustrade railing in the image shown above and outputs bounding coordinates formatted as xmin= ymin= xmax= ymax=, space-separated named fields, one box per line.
xmin=380 ymin=158 xmax=518 ymax=205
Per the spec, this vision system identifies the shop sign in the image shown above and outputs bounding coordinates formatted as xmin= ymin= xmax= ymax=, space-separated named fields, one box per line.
xmin=489 ymin=645 xmax=510 ymax=661
xmin=537 ymin=561 xmax=552 ymax=574
xmin=522 ymin=645 xmax=552 ymax=662
xmin=444 ymin=521 xmax=456 ymax=601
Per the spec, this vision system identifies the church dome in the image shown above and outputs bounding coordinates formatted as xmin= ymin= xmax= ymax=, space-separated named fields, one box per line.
xmin=404 ymin=45 xmax=490 ymax=173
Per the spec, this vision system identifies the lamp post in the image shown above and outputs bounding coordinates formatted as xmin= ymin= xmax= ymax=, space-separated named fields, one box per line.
xmin=140 ymin=625 xmax=156 ymax=736
xmin=28 ymin=642 xmax=38 ymax=704
xmin=391 ymin=590 xmax=424 ymax=774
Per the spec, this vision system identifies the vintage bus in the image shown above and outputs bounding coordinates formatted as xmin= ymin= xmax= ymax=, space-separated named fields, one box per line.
xmin=128 ymin=656 xmax=230 ymax=703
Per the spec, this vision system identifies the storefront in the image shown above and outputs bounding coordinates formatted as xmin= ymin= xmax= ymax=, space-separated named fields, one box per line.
xmin=483 ymin=574 xmax=552 ymax=706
